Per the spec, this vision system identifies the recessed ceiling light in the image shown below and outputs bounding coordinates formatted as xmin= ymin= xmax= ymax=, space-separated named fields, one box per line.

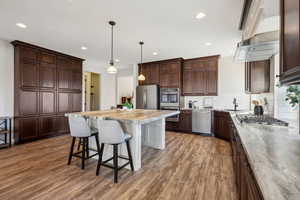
xmin=115 ymin=59 xmax=120 ymax=62
xmin=196 ymin=12 xmax=206 ymax=19
xmin=16 ymin=23 xmax=27 ymax=29
xmin=153 ymin=52 xmax=158 ymax=55
xmin=205 ymin=42 xmax=212 ymax=46
xmin=81 ymin=46 xmax=87 ymax=50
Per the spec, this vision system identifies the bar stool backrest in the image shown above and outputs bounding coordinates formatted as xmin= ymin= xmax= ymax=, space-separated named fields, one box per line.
xmin=97 ymin=120 xmax=125 ymax=144
xmin=68 ymin=116 xmax=92 ymax=137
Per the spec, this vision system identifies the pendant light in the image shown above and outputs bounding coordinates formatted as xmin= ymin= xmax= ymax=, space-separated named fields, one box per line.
xmin=138 ymin=41 xmax=146 ymax=81
xmin=107 ymin=21 xmax=118 ymax=74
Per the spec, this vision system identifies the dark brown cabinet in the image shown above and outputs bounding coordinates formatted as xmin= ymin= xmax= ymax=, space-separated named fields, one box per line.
xmin=213 ymin=111 xmax=231 ymax=141
xmin=138 ymin=63 xmax=160 ymax=85
xmin=182 ymin=55 xmax=219 ymax=96
xmin=280 ymin=0 xmax=300 ymax=84
xmin=230 ymin=121 xmax=264 ymax=200
xmin=159 ymin=59 xmax=182 ymax=88
xmin=12 ymin=41 xmax=83 ymax=143
xmin=139 ymin=58 xmax=182 ymax=89
xmin=245 ymin=60 xmax=270 ymax=94
xmin=166 ymin=110 xmax=192 ymax=133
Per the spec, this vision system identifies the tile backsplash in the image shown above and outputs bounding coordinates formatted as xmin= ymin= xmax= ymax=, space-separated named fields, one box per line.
xmin=183 ymin=94 xmax=251 ymax=110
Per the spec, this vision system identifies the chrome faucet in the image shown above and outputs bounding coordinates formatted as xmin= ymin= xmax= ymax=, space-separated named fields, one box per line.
xmin=233 ymin=98 xmax=238 ymax=111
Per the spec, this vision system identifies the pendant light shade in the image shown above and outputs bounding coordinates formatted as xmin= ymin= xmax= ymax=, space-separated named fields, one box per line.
xmin=107 ymin=21 xmax=117 ymax=74
xmin=138 ymin=41 xmax=146 ymax=81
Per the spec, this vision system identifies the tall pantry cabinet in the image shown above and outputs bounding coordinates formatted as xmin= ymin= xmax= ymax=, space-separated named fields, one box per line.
xmin=12 ymin=41 xmax=84 ymax=143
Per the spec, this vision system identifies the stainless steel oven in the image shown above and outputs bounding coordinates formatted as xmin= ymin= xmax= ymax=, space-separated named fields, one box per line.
xmin=160 ymin=88 xmax=180 ymax=107
xmin=161 ymin=106 xmax=180 ymax=122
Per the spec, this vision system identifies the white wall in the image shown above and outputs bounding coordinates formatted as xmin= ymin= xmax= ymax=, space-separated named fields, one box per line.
xmin=117 ymin=75 xmax=134 ymax=105
xmin=0 ymin=39 xmax=14 ymax=116
xmin=184 ymin=56 xmax=250 ymax=110
xmin=83 ymin=60 xmax=117 ymax=110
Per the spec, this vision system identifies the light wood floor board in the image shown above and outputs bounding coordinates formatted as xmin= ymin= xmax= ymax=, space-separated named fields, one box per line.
xmin=0 ymin=132 xmax=237 ymax=200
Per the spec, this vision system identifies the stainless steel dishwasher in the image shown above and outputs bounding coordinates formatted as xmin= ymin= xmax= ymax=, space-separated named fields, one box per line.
xmin=192 ymin=109 xmax=212 ymax=134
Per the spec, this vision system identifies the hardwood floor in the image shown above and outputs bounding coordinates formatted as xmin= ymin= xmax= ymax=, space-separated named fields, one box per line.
xmin=0 ymin=132 xmax=237 ymax=200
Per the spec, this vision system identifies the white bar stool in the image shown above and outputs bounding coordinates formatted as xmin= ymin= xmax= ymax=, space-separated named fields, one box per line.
xmin=67 ymin=116 xmax=101 ymax=170
xmin=96 ymin=120 xmax=134 ymax=183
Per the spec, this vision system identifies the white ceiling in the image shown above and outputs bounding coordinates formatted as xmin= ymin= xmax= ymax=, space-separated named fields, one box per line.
xmin=0 ymin=0 xmax=244 ymax=68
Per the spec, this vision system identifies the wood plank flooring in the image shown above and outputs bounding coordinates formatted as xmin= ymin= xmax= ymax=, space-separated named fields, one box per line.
xmin=0 ymin=132 xmax=237 ymax=200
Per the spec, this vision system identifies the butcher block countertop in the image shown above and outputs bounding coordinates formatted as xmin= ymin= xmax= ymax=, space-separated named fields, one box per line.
xmin=66 ymin=109 xmax=180 ymax=124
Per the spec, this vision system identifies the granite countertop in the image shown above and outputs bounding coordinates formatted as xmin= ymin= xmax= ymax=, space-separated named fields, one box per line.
xmin=229 ymin=111 xmax=300 ymax=200
xmin=66 ymin=109 xmax=180 ymax=124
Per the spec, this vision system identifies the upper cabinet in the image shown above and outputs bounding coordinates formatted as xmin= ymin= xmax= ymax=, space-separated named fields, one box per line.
xmin=280 ymin=0 xmax=300 ymax=84
xmin=159 ymin=59 xmax=182 ymax=88
xmin=138 ymin=58 xmax=182 ymax=89
xmin=245 ymin=60 xmax=270 ymax=94
xmin=138 ymin=62 xmax=160 ymax=85
xmin=182 ymin=55 xmax=219 ymax=96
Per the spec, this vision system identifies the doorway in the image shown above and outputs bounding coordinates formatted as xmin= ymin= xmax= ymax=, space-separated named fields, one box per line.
xmin=84 ymin=72 xmax=101 ymax=111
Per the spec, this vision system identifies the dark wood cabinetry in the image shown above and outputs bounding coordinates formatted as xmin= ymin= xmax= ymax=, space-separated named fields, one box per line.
xmin=166 ymin=110 xmax=192 ymax=133
xmin=213 ymin=111 xmax=231 ymax=141
xmin=182 ymin=55 xmax=219 ymax=96
xmin=139 ymin=58 xmax=182 ymax=89
xmin=138 ymin=63 xmax=160 ymax=85
xmin=230 ymin=122 xmax=264 ymax=200
xmin=245 ymin=60 xmax=270 ymax=94
xmin=280 ymin=0 xmax=300 ymax=84
xmin=12 ymin=41 xmax=84 ymax=143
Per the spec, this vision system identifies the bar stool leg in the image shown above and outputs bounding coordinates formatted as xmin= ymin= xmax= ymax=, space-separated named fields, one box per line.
xmin=81 ymin=138 xmax=86 ymax=170
xmin=68 ymin=137 xmax=76 ymax=165
xmin=126 ymin=140 xmax=134 ymax=172
xmin=86 ymin=137 xmax=90 ymax=158
xmin=113 ymin=144 xmax=119 ymax=183
xmin=77 ymin=138 xmax=82 ymax=151
xmin=96 ymin=143 xmax=104 ymax=176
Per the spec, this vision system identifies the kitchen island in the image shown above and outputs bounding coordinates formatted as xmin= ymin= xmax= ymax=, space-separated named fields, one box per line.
xmin=66 ymin=109 xmax=180 ymax=171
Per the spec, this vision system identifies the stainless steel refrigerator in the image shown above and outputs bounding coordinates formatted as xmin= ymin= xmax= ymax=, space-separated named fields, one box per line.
xmin=136 ymin=85 xmax=160 ymax=109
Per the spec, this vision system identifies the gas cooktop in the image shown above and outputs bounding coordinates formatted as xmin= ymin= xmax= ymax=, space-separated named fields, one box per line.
xmin=236 ymin=114 xmax=289 ymax=127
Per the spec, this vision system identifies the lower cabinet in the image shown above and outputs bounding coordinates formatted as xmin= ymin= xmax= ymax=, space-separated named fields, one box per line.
xmin=213 ymin=111 xmax=231 ymax=141
xmin=15 ymin=116 xmax=69 ymax=143
xmin=230 ymin=121 xmax=264 ymax=200
xmin=166 ymin=110 xmax=192 ymax=133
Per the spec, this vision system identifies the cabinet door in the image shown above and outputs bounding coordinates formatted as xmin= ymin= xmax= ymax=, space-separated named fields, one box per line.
xmin=39 ymin=52 xmax=56 ymax=89
xmin=57 ymin=57 xmax=72 ymax=90
xmin=213 ymin=111 xmax=231 ymax=141
xmin=178 ymin=111 xmax=192 ymax=132
xmin=250 ymin=60 xmax=270 ymax=93
xmin=159 ymin=61 xmax=181 ymax=88
xmin=183 ymin=60 xmax=206 ymax=95
xmin=19 ymin=47 xmax=39 ymax=88
xmin=58 ymin=92 xmax=72 ymax=113
xmin=40 ymin=91 xmax=56 ymax=114
xmin=139 ymin=63 xmax=160 ymax=85
xmin=39 ymin=117 xmax=57 ymax=137
xmin=281 ymin=0 xmax=300 ymax=75
xmin=245 ymin=62 xmax=251 ymax=93
xmin=206 ymin=60 xmax=218 ymax=95
xmin=18 ymin=117 xmax=39 ymax=141
xmin=71 ymin=60 xmax=82 ymax=90
xmin=19 ymin=90 xmax=39 ymax=116
xmin=72 ymin=93 xmax=82 ymax=112
xmin=56 ymin=116 xmax=69 ymax=133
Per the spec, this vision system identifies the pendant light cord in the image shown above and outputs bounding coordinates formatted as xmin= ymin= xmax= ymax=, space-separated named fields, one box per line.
xmin=111 ymin=24 xmax=114 ymax=64
xmin=141 ymin=43 xmax=143 ymax=64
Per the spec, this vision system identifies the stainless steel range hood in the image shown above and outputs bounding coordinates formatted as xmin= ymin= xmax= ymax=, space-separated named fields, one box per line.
xmin=234 ymin=31 xmax=279 ymax=62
